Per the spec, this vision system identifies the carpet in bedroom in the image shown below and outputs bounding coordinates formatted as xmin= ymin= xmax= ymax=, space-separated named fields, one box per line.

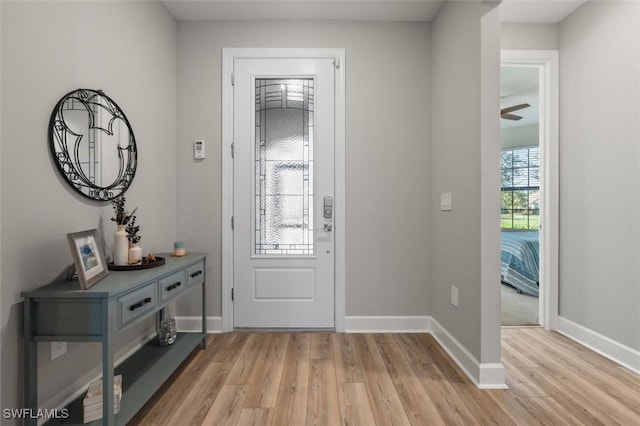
xmin=501 ymin=283 xmax=539 ymax=326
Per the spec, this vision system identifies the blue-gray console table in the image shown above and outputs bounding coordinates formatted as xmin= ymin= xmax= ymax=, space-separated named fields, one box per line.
xmin=22 ymin=253 xmax=207 ymax=425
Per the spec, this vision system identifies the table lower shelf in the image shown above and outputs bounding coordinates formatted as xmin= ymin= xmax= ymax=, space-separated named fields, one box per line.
xmin=48 ymin=332 xmax=205 ymax=425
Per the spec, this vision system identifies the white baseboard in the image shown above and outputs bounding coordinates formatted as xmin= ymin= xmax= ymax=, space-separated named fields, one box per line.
xmin=176 ymin=316 xmax=223 ymax=333
xmin=430 ymin=317 xmax=507 ymax=389
xmin=557 ymin=316 xmax=640 ymax=375
xmin=345 ymin=315 xmax=431 ymax=332
xmin=39 ymin=331 xmax=157 ymax=426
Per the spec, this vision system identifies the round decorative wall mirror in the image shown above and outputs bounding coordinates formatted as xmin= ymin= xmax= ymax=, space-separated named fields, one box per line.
xmin=49 ymin=88 xmax=137 ymax=201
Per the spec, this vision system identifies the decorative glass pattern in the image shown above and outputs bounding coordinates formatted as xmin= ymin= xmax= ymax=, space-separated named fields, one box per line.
xmin=501 ymin=146 xmax=540 ymax=230
xmin=255 ymin=79 xmax=314 ymax=255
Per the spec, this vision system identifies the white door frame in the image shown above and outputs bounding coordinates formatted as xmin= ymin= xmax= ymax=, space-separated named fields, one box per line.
xmin=221 ymin=48 xmax=346 ymax=332
xmin=501 ymin=50 xmax=559 ymax=330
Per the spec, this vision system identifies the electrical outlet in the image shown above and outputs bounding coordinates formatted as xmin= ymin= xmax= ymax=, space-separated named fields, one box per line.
xmin=451 ymin=286 xmax=459 ymax=307
xmin=51 ymin=341 xmax=67 ymax=360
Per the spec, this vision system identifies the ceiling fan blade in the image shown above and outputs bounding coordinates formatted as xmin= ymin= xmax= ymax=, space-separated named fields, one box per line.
xmin=500 ymin=103 xmax=530 ymax=114
xmin=501 ymin=113 xmax=523 ymax=121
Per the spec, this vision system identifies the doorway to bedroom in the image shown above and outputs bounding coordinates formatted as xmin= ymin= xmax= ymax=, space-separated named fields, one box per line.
xmin=500 ymin=49 xmax=559 ymax=330
xmin=500 ymin=66 xmax=541 ymax=326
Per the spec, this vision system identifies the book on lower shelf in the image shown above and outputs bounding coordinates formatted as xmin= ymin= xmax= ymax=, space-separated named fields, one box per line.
xmin=82 ymin=375 xmax=122 ymax=423
xmin=83 ymin=401 xmax=121 ymax=423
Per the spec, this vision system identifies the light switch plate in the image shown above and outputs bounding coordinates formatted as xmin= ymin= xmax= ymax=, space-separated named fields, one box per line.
xmin=441 ymin=192 xmax=452 ymax=211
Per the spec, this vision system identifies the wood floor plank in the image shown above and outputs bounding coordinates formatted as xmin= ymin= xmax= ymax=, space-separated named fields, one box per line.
xmin=422 ymin=336 xmax=514 ymax=425
xmin=332 ymin=333 xmax=364 ymax=383
xmin=131 ymin=330 xmax=640 ymax=426
xmin=310 ymin=332 xmax=332 ymax=360
xmin=213 ymin=333 xmax=251 ymax=363
xmin=503 ymin=365 xmax=548 ymax=398
xmin=225 ymin=334 xmax=270 ymax=385
xmin=337 ymin=382 xmax=376 ymax=426
xmin=514 ymin=365 xmax=615 ymax=425
xmin=244 ymin=333 xmax=289 ymax=408
xmin=288 ymin=332 xmax=312 ymax=346
xmin=392 ymin=333 xmax=435 ymax=365
xmin=485 ymin=390 xmax=547 ymax=425
xmin=373 ymin=334 xmax=445 ymax=425
xmin=130 ymin=334 xmax=233 ymax=424
xmin=373 ymin=334 xmax=416 ymax=381
xmin=236 ymin=408 xmax=274 ymax=425
xmin=501 ymin=338 xmax=541 ymax=368
xmin=200 ymin=384 xmax=248 ymax=426
xmin=271 ymin=340 xmax=311 ymax=425
xmin=514 ymin=332 xmax=640 ymax=425
xmin=164 ymin=361 xmax=235 ymax=426
xmin=412 ymin=362 xmax=480 ymax=425
xmin=352 ymin=334 xmax=411 ymax=426
xmin=306 ymin=359 xmax=341 ymax=426
xmin=523 ymin=328 xmax=640 ymax=412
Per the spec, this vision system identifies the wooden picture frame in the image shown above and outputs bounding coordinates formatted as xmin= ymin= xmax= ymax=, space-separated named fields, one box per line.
xmin=67 ymin=229 xmax=109 ymax=289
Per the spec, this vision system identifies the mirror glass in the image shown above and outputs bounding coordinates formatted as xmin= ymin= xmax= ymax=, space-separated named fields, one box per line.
xmin=49 ymin=89 xmax=137 ymax=201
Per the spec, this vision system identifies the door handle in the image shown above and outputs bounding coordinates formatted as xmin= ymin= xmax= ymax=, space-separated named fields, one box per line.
xmin=323 ymin=224 xmax=332 ymax=232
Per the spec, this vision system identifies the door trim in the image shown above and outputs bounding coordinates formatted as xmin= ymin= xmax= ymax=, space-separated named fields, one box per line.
xmin=501 ymin=49 xmax=559 ymax=330
xmin=222 ymin=48 xmax=346 ymax=332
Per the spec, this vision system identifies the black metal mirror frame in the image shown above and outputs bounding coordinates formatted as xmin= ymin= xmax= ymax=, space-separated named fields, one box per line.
xmin=49 ymin=88 xmax=137 ymax=201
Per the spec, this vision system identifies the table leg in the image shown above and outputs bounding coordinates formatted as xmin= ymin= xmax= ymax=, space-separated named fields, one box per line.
xmin=23 ymin=297 xmax=38 ymax=426
xmin=201 ymin=278 xmax=207 ymax=349
xmin=102 ymin=299 xmax=115 ymax=424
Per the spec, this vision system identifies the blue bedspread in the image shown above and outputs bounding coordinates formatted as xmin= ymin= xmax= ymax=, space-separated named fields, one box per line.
xmin=501 ymin=231 xmax=539 ymax=297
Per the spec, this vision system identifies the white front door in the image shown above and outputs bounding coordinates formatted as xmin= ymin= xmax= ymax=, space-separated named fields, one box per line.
xmin=233 ymin=58 xmax=336 ymax=328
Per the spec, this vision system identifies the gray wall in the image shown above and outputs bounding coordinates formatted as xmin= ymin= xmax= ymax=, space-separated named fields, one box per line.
xmin=430 ymin=1 xmax=501 ymax=363
xmin=0 ymin=0 xmax=177 ymax=413
xmin=558 ymin=1 xmax=640 ymax=350
xmin=0 ymin=0 xmax=3 ymax=410
xmin=501 ymin=23 xmax=559 ymax=50
xmin=174 ymin=21 xmax=432 ymax=318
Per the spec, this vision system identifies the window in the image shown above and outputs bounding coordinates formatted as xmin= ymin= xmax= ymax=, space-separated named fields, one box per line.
xmin=254 ymin=79 xmax=314 ymax=255
xmin=501 ymin=147 xmax=539 ymax=230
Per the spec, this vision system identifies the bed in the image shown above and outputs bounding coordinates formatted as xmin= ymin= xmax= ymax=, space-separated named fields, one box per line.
xmin=501 ymin=231 xmax=540 ymax=297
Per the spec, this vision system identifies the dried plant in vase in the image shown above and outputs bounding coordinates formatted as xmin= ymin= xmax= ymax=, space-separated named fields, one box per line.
xmin=126 ymin=214 xmax=143 ymax=265
xmin=110 ymin=196 xmax=137 ymax=226
xmin=110 ymin=196 xmax=138 ymax=266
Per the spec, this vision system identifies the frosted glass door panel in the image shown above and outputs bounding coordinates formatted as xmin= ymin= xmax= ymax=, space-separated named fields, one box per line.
xmin=255 ymin=79 xmax=314 ymax=255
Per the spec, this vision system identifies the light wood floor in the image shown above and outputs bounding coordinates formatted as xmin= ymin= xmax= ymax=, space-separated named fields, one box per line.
xmin=130 ymin=328 xmax=640 ymax=425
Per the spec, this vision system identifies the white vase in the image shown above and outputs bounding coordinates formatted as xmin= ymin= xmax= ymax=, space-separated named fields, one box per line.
xmin=129 ymin=244 xmax=142 ymax=265
xmin=113 ymin=225 xmax=129 ymax=266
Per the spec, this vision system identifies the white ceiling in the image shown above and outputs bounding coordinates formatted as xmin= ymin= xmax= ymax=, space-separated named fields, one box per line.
xmin=162 ymin=0 xmax=585 ymax=23
xmin=162 ymin=0 xmax=444 ymax=22
xmin=501 ymin=0 xmax=586 ymax=24
xmin=501 ymin=66 xmax=539 ymax=129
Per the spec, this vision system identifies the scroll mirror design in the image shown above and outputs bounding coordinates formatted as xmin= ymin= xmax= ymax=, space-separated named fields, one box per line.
xmin=49 ymin=89 xmax=137 ymax=201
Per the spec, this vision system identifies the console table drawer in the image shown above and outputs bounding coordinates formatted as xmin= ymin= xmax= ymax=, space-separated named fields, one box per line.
xmin=159 ymin=270 xmax=186 ymax=303
xmin=186 ymin=261 xmax=205 ymax=287
xmin=119 ymin=283 xmax=157 ymax=327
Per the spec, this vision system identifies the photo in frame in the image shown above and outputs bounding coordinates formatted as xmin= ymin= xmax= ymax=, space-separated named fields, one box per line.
xmin=67 ymin=229 xmax=109 ymax=289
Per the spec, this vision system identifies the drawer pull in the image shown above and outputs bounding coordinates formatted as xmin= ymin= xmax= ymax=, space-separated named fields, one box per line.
xmin=190 ymin=270 xmax=203 ymax=278
xmin=167 ymin=281 xmax=182 ymax=292
xmin=130 ymin=297 xmax=152 ymax=311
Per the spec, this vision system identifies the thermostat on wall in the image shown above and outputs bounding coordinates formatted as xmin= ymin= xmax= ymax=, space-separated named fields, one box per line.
xmin=194 ymin=140 xmax=205 ymax=159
